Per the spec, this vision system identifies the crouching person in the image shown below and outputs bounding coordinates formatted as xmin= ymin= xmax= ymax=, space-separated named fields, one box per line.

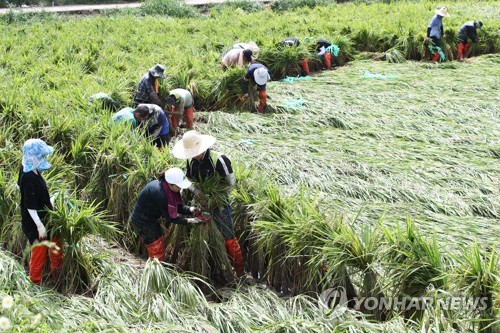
xmin=130 ymin=168 xmax=209 ymax=261
xmin=18 ymin=139 xmax=62 ymax=285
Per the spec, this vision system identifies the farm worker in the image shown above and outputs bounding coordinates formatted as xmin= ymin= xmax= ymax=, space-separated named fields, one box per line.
xmin=281 ymin=37 xmax=309 ymax=75
xmin=233 ymin=41 xmax=260 ymax=60
xmin=112 ymin=105 xmax=152 ymax=128
xmin=89 ymin=92 xmax=119 ymax=111
xmin=130 ymin=167 xmax=209 ymax=261
xmin=316 ymin=39 xmax=339 ymax=70
xmin=17 ymin=139 xmax=62 ymax=285
xmin=457 ymin=20 xmax=483 ymax=61
xmin=241 ymin=64 xmax=271 ymax=114
xmin=426 ymin=6 xmax=450 ymax=62
xmin=134 ymin=64 xmax=166 ymax=108
xmin=221 ymin=48 xmax=254 ymax=70
xmin=138 ymin=104 xmax=170 ymax=148
xmin=166 ymin=88 xmax=195 ymax=131
xmin=172 ymin=130 xmax=244 ymax=277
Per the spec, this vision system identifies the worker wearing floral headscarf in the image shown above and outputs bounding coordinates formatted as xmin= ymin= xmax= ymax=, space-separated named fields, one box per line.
xmin=17 ymin=139 xmax=62 ymax=285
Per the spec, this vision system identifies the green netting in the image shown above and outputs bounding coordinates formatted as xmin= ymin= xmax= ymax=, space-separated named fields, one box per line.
xmin=363 ymin=71 xmax=400 ymax=79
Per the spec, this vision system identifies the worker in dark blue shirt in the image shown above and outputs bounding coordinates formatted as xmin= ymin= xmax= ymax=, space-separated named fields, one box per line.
xmin=241 ymin=64 xmax=270 ymax=113
xmin=457 ymin=21 xmax=483 ymax=61
xmin=130 ymin=168 xmax=209 ymax=261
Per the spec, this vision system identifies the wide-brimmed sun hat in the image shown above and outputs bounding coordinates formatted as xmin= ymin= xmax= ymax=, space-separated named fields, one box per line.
xmin=149 ymin=64 xmax=166 ymax=79
xmin=164 ymin=167 xmax=192 ymax=189
xmin=435 ymin=6 xmax=451 ymax=17
xmin=22 ymin=139 xmax=54 ymax=172
xmin=254 ymin=67 xmax=270 ymax=86
xmin=172 ymin=130 xmax=216 ymax=159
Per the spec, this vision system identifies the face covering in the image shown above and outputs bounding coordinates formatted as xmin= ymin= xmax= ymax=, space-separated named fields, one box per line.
xmin=22 ymin=139 xmax=54 ymax=173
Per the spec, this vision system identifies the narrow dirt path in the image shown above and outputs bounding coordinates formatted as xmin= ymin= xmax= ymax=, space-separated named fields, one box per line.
xmin=0 ymin=0 xmax=268 ymax=14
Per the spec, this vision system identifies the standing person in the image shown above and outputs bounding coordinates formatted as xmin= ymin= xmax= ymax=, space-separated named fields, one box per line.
xmin=426 ymin=6 xmax=451 ymax=62
xmin=281 ymin=37 xmax=309 ymax=76
xmin=241 ymin=63 xmax=270 ymax=114
xmin=172 ymin=130 xmax=244 ymax=277
xmin=134 ymin=64 xmax=167 ymax=108
xmin=112 ymin=105 xmax=152 ymax=128
xmin=221 ymin=48 xmax=253 ymax=70
xmin=17 ymin=139 xmax=63 ymax=285
xmin=137 ymin=104 xmax=170 ymax=148
xmin=316 ymin=39 xmax=339 ymax=70
xmin=457 ymin=20 xmax=483 ymax=61
xmin=130 ymin=167 xmax=209 ymax=261
xmin=166 ymin=89 xmax=195 ymax=131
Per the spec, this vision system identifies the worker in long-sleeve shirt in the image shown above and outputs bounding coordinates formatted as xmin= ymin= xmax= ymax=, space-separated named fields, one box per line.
xmin=241 ymin=63 xmax=270 ymax=114
xmin=18 ymin=139 xmax=63 ymax=285
xmin=166 ymin=89 xmax=195 ymax=131
xmin=172 ymin=130 xmax=244 ymax=277
xmin=139 ymin=104 xmax=170 ymax=148
xmin=426 ymin=7 xmax=450 ymax=62
xmin=457 ymin=20 xmax=483 ymax=61
xmin=130 ymin=168 xmax=209 ymax=261
xmin=316 ymin=39 xmax=339 ymax=70
xmin=134 ymin=64 xmax=166 ymax=108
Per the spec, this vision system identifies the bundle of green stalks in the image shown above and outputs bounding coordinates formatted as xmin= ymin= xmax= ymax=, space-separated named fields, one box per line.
xmin=260 ymin=44 xmax=311 ymax=80
xmin=164 ymin=176 xmax=236 ymax=285
xmin=47 ymin=192 xmax=118 ymax=292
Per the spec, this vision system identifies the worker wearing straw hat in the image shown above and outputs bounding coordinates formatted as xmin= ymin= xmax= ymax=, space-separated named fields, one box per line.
xmin=172 ymin=130 xmax=245 ymax=278
xmin=457 ymin=20 xmax=483 ymax=62
xmin=426 ymin=6 xmax=451 ymax=62
xmin=18 ymin=139 xmax=63 ymax=285
xmin=130 ymin=168 xmax=209 ymax=261
xmin=233 ymin=41 xmax=260 ymax=60
xmin=241 ymin=63 xmax=271 ymax=113
xmin=134 ymin=64 xmax=167 ymax=108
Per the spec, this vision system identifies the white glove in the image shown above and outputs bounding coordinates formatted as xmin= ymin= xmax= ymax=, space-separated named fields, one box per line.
xmin=186 ymin=218 xmax=203 ymax=224
xmin=37 ymin=225 xmax=47 ymax=239
xmin=189 ymin=207 xmax=201 ymax=215
xmin=28 ymin=209 xmax=47 ymax=239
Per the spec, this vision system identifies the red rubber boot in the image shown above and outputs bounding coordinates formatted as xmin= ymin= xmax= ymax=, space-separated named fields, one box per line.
xmin=300 ymin=59 xmax=310 ymax=76
xmin=145 ymin=236 xmax=166 ymax=261
xmin=30 ymin=242 xmax=48 ymax=285
xmin=457 ymin=43 xmax=465 ymax=61
xmin=257 ymin=90 xmax=267 ymax=113
xmin=463 ymin=42 xmax=471 ymax=59
xmin=432 ymin=50 xmax=440 ymax=62
xmin=49 ymin=238 xmax=63 ymax=278
xmin=324 ymin=52 xmax=332 ymax=69
xmin=225 ymin=237 xmax=244 ymax=277
xmin=184 ymin=107 xmax=195 ymax=129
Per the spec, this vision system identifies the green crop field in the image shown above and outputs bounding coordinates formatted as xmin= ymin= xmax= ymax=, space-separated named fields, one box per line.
xmin=0 ymin=0 xmax=499 ymax=332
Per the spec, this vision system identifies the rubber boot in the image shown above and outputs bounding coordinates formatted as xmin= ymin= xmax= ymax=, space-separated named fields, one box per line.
xmin=225 ymin=237 xmax=244 ymax=277
xmin=29 ymin=242 xmax=48 ymax=285
xmin=324 ymin=52 xmax=332 ymax=70
xmin=170 ymin=105 xmax=179 ymax=129
xmin=432 ymin=50 xmax=440 ymax=62
xmin=49 ymin=238 xmax=63 ymax=278
xmin=299 ymin=59 xmax=310 ymax=76
xmin=184 ymin=107 xmax=195 ymax=129
xmin=463 ymin=42 xmax=471 ymax=59
xmin=257 ymin=90 xmax=267 ymax=113
xmin=145 ymin=236 xmax=166 ymax=261
xmin=457 ymin=43 xmax=465 ymax=61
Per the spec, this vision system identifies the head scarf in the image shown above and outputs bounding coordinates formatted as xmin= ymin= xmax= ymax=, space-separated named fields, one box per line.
xmin=22 ymin=139 xmax=54 ymax=172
